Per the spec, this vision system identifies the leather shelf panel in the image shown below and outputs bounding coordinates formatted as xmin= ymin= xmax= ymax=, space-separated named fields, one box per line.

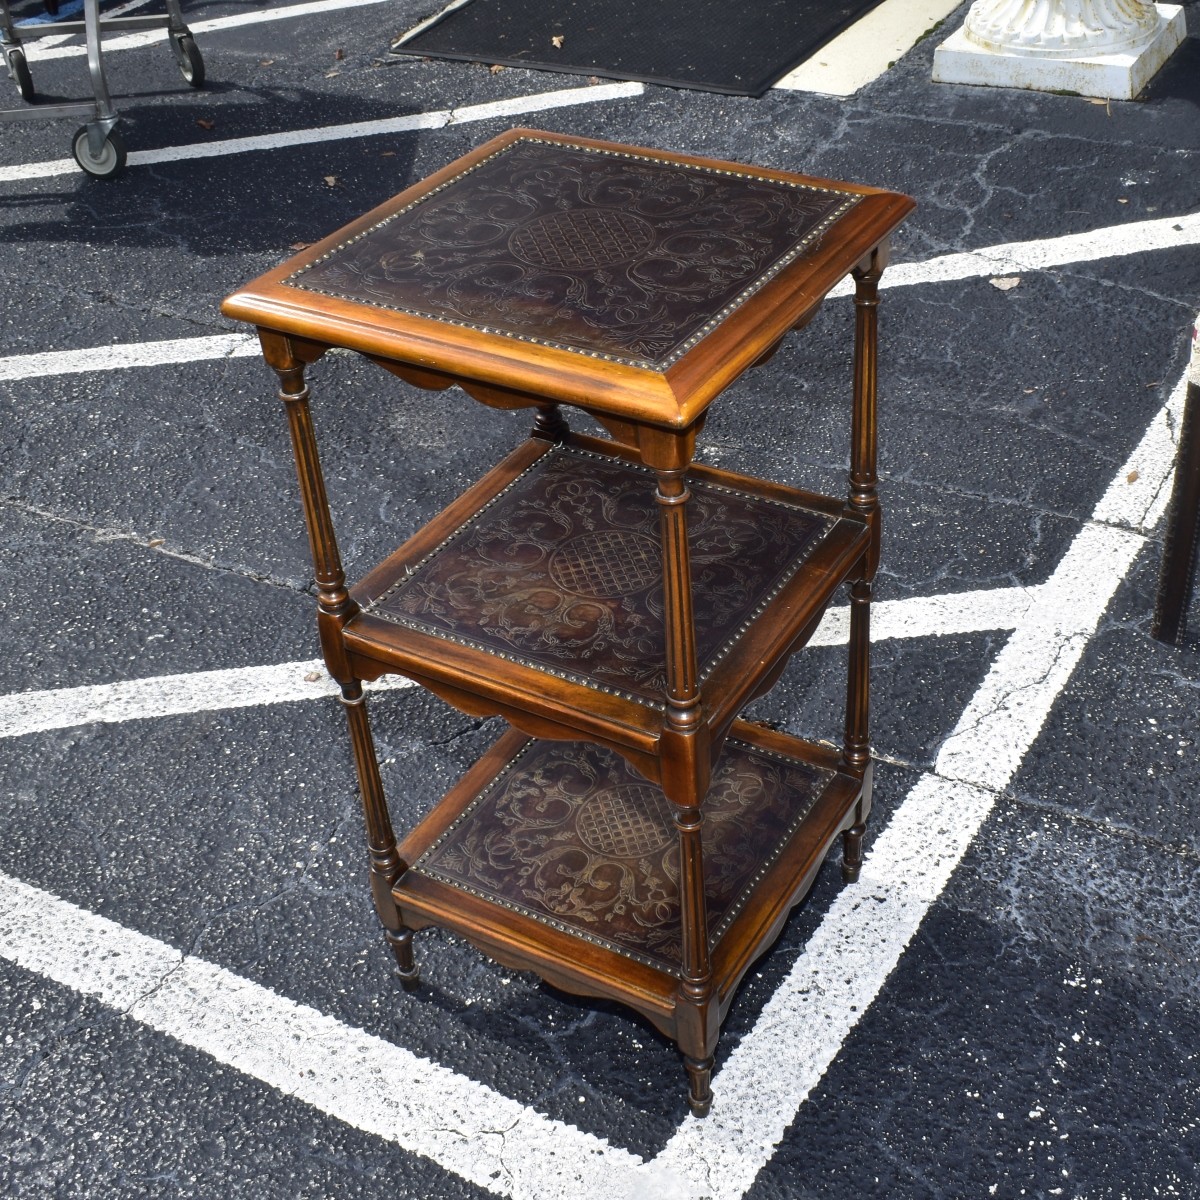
xmin=363 ymin=443 xmax=836 ymax=706
xmin=410 ymin=735 xmax=835 ymax=976
xmin=287 ymin=136 xmax=859 ymax=369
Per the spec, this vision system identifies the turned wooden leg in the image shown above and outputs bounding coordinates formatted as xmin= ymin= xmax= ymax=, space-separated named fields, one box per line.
xmin=262 ymin=335 xmax=422 ymax=991
xmin=684 ymin=1053 xmax=714 ymax=1118
xmin=842 ymin=816 xmax=866 ymax=884
xmin=671 ymin=787 xmax=718 ymax=1118
xmin=840 ymin=247 xmax=886 ymax=885
xmin=841 ymin=577 xmax=873 ymax=883
xmin=269 ymin=346 xmax=358 ymax=664
xmin=340 ymin=681 xmax=420 ymax=988
xmin=384 ymin=927 xmax=418 ymax=984
xmin=655 ymin=458 xmax=720 ymax=1117
xmin=839 ymin=611 xmax=871 ymax=886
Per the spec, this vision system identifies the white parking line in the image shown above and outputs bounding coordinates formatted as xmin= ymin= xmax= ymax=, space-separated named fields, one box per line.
xmin=0 ymin=366 xmax=1183 ymax=1198
xmin=866 ymin=210 xmax=1200 ymax=289
xmin=0 ymin=81 xmax=645 ymax=182
xmin=1 ymin=211 xmax=1196 ymax=380
xmin=0 ymin=659 xmax=409 ymax=739
xmin=0 ymin=871 xmax=651 ymax=1200
xmin=774 ymin=0 xmax=963 ymax=96
xmin=648 ymin=368 xmax=1185 ymax=1198
xmin=824 ymin=209 xmax=1200 ymax=298
xmin=0 ymin=586 xmax=1037 ymax=739
xmin=0 ymin=332 xmax=259 ymax=381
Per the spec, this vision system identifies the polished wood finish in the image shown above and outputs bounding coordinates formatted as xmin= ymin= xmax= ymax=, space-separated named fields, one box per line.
xmin=222 ymin=130 xmax=914 ymax=1115
xmin=839 ymin=251 xmax=885 ymax=881
xmin=344 ymin=438 xmax=868 ymax=761
xmin=392 ymin=721 xmax=861 ymax=1036
xmin=223 ymin=127 xmax=914 ymax=431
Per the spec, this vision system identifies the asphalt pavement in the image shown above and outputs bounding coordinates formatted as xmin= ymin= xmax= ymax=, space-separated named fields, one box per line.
xmin=1 ymin=2 xmax=1199 ymax=1197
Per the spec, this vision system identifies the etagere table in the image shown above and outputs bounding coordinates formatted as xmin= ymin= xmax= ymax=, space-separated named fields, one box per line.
xmin=222 ymin=129 xmax=914 ymax=1116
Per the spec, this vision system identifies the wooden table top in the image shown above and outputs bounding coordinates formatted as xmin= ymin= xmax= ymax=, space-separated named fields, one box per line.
xmin=222 ymin=128 xmax=914 ymax=428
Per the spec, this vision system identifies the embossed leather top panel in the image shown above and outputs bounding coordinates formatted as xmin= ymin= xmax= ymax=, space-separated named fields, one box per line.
xmin=287 ymin=137 xmax=860 ymax=369
xmin=412 ymin=737 xmax=834 ymax=974
xmin=364 ymin=444 xmax=834 ymax=706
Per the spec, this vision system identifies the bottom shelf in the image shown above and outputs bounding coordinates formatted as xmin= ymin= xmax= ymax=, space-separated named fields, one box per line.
xmin=393 ymin=722 xmax=864 ymax=1037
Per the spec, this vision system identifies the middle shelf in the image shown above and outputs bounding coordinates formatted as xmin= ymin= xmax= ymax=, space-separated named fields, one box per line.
xmin=345 ymin=434 xmax=869 ymax=767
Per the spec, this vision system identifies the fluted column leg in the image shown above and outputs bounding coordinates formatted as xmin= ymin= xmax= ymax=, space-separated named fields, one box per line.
xmin=262 ymin=331 xmax=417 ymax=984
xmin=841 ymin=249 xmax=885 ymax=883
xmin=656 ymin=463 xmax=717 ymax=1117
xmin=341 ymin=682 xmax=419 ymax=985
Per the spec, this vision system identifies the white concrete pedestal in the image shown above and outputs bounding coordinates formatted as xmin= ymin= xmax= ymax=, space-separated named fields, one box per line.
xmin=932 ymin=3 xmax=1186 ymax=99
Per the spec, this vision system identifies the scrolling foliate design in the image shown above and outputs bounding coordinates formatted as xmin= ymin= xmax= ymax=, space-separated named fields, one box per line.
xmin=366 ymin=446 xmax=834 ymax=705
xmin=288 ymin=138 xmax=860 ymax=368
xmin=413 ymin=738 xmax=834 ymax=974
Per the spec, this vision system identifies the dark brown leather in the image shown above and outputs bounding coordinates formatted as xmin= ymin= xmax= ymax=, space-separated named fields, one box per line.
xmin=411 ymin=735 xmax=834 ymax=974
xmin=365 ymin=444 xmax=834 ymax=705
xmin=288 ymin=136 xmax=860 ymax=368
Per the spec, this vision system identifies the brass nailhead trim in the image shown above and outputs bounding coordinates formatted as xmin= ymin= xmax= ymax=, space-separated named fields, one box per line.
xmin=362 ymin=442 xmax=837 ymax=710
xmin=409 ymin=738 xmax=838 ymax=977
xmin=286 ymin=136 xmax=862 ymax=371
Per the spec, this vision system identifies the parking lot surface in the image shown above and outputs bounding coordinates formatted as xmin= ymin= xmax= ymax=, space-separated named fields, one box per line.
xmin=1 ymin=3 xmax=1199 ymax=1196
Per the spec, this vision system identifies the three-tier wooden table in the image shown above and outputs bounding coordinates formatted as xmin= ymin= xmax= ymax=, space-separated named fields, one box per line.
xmin=222 ymin=128 xmax=914 ymax=1116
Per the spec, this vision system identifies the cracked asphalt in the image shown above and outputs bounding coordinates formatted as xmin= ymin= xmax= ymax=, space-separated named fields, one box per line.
xmin=1 ymin=1 xmax=1199 ymax=1196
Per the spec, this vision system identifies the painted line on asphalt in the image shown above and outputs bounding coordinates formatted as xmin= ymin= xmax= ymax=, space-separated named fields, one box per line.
xmin=0 ymin=659 xmax=410 ymax=739
xmin=1094 ymin=369 xmax=1191 ymax=534
xmin=1 ymin=210 xmax=1194 ymax=379
xmin=0 ymin=585 xmax=1035 ymax=739
xmin=0 ymin=332 xmax=259 ymax=381
xmin=648 ymin=370 xmax=1183 ymax=1198
xmin=0 ymin=871 xmax=653 ymax=1200
xmin=826 ymin=209 xmax=1200 ymax=298
xmin=774 ymin=0 xmax=962 ymax=96
xmin=22 ymin=0 xmax=396 ymax=61
xmin=0 ymin=370 xmax=1180 ymax=1199
xmin=813 ymin=583 xmax=1036 ymax=648
xmin=885 ymin=210 xmax=1200 ymax=287
xmin=937 ymin=369 xmax=1189 ymax=795
xmin=0 ymin=80 xmax=645 ymax=182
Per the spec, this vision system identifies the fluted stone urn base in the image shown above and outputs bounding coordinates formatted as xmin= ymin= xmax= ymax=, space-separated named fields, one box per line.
xmin=933 ymin=2 xmax=1186 ymax=99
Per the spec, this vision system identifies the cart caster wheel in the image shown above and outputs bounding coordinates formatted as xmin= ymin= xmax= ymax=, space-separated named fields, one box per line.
xmin=170 ymin=32 xmax=205 ymax=88
xmin=7 ymin=47 xmax=33 ymax=103
xmin=71 ymin=126 xmax=127 ymax=180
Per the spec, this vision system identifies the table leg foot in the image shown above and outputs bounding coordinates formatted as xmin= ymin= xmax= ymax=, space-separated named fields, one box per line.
xmin=684 ymin=1054 xmax=713 ymax=1117
xmin=387 ymin=927 xmax=420 ymax=990
xmin=841 ymin=820 xmax=865 ymax=883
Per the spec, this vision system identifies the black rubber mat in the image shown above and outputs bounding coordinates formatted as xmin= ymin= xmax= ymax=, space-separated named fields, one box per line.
xmin=392 ymin=0 xmax=891 ymax=97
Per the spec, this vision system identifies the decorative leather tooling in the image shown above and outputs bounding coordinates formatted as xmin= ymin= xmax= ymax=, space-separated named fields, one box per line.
xmin=411 ymin=736 xmax=834 ymax=974
xmin=287 ymin=137 xmax=859 ymax=368
xmin=365 ymin=444 xmax=835 ymax=705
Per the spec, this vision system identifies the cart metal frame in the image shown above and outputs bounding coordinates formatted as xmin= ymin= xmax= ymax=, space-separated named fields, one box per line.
xmin=0 ymin=0 xmax=204 ymax=178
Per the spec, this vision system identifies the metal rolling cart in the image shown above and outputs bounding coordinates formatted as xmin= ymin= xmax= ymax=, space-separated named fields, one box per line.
xmin=0 ymin=0 xmax=204 ymax=179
